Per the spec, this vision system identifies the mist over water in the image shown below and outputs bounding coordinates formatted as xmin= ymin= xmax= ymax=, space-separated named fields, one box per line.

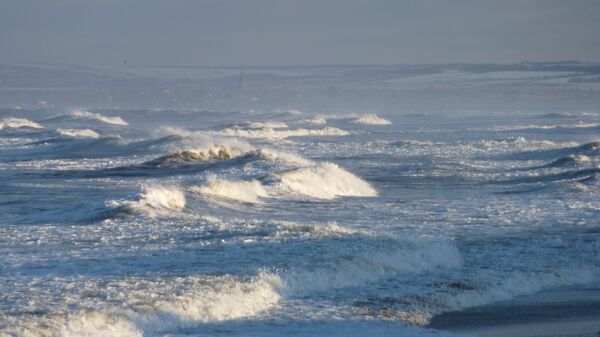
xmin=1 ymin=63 xmax=600 ymax=337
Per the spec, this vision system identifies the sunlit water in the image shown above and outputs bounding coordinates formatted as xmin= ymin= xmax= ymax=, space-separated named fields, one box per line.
xmin=1 ymin=64 xmax=599 ymax=337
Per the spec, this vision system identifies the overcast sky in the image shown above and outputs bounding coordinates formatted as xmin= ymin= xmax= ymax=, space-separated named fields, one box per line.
xmin=1 ymin=0 xmax=599 ymax=66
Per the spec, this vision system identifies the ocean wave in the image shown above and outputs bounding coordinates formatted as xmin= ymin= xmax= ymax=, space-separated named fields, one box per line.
xmin=506 ymin=141 xmax=599 ymax=161
xmin=244 ymin=148 xmax=313 ymax=166
xmin=491 ymin=122 xmax=600 ymax=131
xmin=352 ymin=113 xmax=392 ymax=125
xmin=440 ymin=266 xmax=598 ymax=313
xmin=191 ymin=178 xmax=269 ymax=204
xmin=71 ymin=109 xmax=129 ymax=126
xmin=6 ymin=236 xmax=459 ymax=336
xmin=106 ymin=185 xmax=186 ymax=218
xmin=157 ymin=125 xmax=349 ymax=140
xmin=297 ymin=116 xmax=327 ymax=125
xmin=213 ymin=126 xmax=350 ymax=139
xmin=56 ymin=128 xmax=100 ymax=139
xmin=273 ymin=163 xmax=377 ymax=199
xmin=16 ymin=135 xmax=183 ymax=161
xmin=526 ymin=154 xmax=592 ymax=170
xmin=9 ymin=273 xmax=282 ymax=337
xmin=499 ymin=167 xmax=600 ymax=185
xmin=245 ymin=121 xmax=289 ymax=129
xmin=143 ymin=143 xmax=249 ymax=168
xmin=0 ymin=117 xmax=43 ymax=130
xmin=281 ymin=239 xmax=460 ymax=294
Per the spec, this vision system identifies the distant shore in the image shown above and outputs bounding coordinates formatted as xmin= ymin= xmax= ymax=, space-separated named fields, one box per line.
xmin=428 ymin=283 xmax=600 ymax=337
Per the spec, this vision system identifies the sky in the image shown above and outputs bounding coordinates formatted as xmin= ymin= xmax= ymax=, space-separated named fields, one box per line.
xmin=1 ymin=0 xmax=600 ymax=66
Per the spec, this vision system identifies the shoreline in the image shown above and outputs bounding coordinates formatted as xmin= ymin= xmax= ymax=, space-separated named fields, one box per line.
xmin=428 ymin=283 xmax=600 ymax=337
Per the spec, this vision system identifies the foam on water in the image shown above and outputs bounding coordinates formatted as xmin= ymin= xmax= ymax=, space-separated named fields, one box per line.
xmin=274 ymin=163 xmax=378 ymax=199
xmin=56 ymin=128 xmax=100 ymax=139
xmin=157 ymin=125 xmax=349 ymax=140
xmin=191 ymin=178 xmax=270 ymax=204
xmin=246 ymin=148 xmax=313 ymax=166
xmin=107 ymin=185 xmax=186 ymax=218
xmin=352 ymin=113 xmax=392 ymax=125
xmin=297 ymin=116 xmax=327 ymax=125
xmin=281 ymin=239 xmax=461 ymax=294
xmin=212 ymin=126 xmax=350 ymax=139
xmin=71 ymin=110 xmax=129 ymax=126
xmin=245 ymin=121 xmax=288 ymax=129
xmin=441 ymin=266 xmax=599 ymax=312
xmin=0 ymin=117 xmax=43 ymax=130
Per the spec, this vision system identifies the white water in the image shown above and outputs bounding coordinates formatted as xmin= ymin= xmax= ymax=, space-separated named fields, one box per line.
xmin=0 ymin=117 xmax=43 ymax=129
xmin=57 ymin=128 xmax=100 ymax=138
xmin=71 ymin=110 xmax=129 ymax=126
xmin=275 ymin=163 xmax=378 ymax=199
xmin=2 ymin=63 xmax=600 ymax=337
xmin=353 ymin=113 xmax=392 ymax=125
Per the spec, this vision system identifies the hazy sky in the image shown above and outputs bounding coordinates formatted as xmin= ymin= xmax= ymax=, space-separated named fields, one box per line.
xmin=1 ymin=0 xmax=599 ymax=66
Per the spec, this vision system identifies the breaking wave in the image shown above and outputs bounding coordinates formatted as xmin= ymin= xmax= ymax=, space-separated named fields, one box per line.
xmin=7 ymin=236 xmax=460 ymax=337
xmin=0 ymin=117 xmax=43 ymax=130
xmin=106 ymin=185 xmax=186 ymax=218
xmin=273 ymin=163 xmax=378 ymax=199
xmin=143 ymin=143 xmax=249 ymax=168
xmin=353 ymin=113 xmax=392 ymax=125
xmin=191 ymin=178 xmax=269 ymax=204
xmin=56 ymin=128 xmax=100 ymax=139
xmin=297 ymin=116 xmax=327 ymax=125
xmin=71 ymin=110 xmax=129 ymax=126
xmin=440 ymin=266 xmax=598 ymax=313
xmin=212 ymin=126 xmax=349 ymax=139
xmin=244 ymin=121 xmax=289 ymax=129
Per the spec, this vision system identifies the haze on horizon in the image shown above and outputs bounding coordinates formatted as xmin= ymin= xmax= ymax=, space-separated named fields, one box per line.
xmin=1 ymin=0 xmax=600 ymax=67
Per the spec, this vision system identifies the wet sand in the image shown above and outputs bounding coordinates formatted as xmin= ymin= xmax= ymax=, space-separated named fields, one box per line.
xmin=428 ymin=284 xmax=600 ymax=337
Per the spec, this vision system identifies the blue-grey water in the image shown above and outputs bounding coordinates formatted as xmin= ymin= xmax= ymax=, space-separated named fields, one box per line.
xmin=1 ymin=63 xmax=599 ymax=337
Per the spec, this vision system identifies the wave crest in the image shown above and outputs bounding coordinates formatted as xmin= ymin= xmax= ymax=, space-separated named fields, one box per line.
xmin=0 ymin=117 xmax=43 ymax=130
xmin=56 ymin=128 xmax=100 ymax=139
xmin=353 ymin=113 xmax=392 ymax=125
xmin=71 ymin=110 xmax=129 ymax=126
xmin=107 ymin=185 xmax=185 ymax=218
xmin=191 ymin=178 xmax=269 ymax=204
xmin=275 ymin=163 xmax=377 ymax=199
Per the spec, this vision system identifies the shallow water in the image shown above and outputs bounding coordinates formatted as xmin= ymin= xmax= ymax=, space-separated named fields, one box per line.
xmin=1 ymin=63 xmax=599 ymax=337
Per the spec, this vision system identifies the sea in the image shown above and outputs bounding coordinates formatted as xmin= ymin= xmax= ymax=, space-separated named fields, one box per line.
xmin=1 ymin=63 xmax=599 ymax=336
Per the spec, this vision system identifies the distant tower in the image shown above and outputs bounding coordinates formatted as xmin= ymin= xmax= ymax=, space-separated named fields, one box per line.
xmin=240 ymin=64 xmax=246 ymax=91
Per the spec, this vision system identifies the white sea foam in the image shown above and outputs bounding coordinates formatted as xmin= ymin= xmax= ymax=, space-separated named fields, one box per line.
xmin=490 ymin=122 xmax=600 ymax=131
xmin=0 ymin=117 xmax=43 ymax=130
xmin=298 ymin=116 xmax=327 ymax=125
xmin=71 ymin=110 xmax=129 ymax=126
xmin=147 ymin=145 xmax=247 ymax=167
xmin=157 ymin=125 xmax=348 ymax=140
xmin=353 ymin=113 xmax=392 ymax=125
xmin=191 ymin=178 xmax=269 ymax=204
xmin=282 ymin=240 xmax=460 ymax=294
xmin=248 ymin=148 xmax=314 ymax=166
xmin=57 ymin=128 xmax=100 ymax=139
xmin=213 ymin=126 xmax=350 ymax=139
xmin=11 ymin=273 xmax=282 ymax=337
xmin=246 ymin=121 xmax=288 ymax=129
xmin=107 ymin=185 xmax=186 ymax=218
xmin=274 ymin=163 xmax=377 ymax=199
xmin=441 ymin=266 xmax=598 ymax=312
xmin=117 ymin=273 xmax=283 ymax=332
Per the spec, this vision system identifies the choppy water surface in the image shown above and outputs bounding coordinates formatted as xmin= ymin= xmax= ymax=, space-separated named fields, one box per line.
xmin=1 ymin=63 xmax=599 ymax=337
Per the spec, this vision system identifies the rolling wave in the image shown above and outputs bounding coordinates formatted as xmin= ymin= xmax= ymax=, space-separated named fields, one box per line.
xmin=0 ymin=117 xmax=43 ymax=130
